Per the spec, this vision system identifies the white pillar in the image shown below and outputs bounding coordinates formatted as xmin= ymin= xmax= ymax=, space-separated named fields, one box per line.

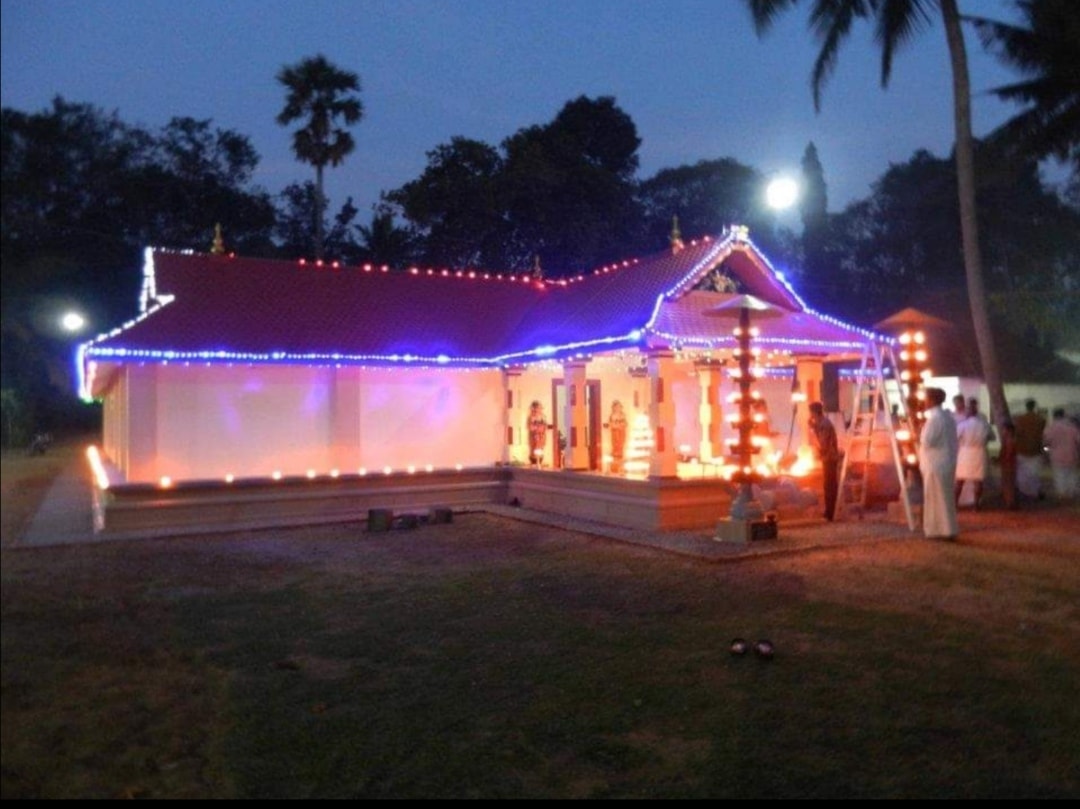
xmin=696 ymin=361 xmax=723 ymax=461
xmin=795 ymin=357 xmax=825 ymax=454
xmin=503 ymin=367 xmax=525 ymax=464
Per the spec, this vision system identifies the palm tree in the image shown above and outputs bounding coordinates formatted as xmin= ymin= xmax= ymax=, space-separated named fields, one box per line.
xmin=276 ymin=55 xmax=363 ymax=260
xmin=745 ymin=0 xmax=1010 ymax=431
xmin=966 ymin=0 xmax=1080 ymax=171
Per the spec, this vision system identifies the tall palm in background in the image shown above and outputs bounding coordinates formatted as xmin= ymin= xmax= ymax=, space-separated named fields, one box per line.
xmin=276 ymin=54 xmax=363 ymax=260
xmin=745 ymin=0 xmax=1010 ymax=430
xmin=967 ymin=0 xmax=1080 ymax=173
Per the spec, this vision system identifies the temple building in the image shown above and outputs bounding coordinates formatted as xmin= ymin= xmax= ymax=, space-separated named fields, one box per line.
xmin=77 ymin=227 xmax=887 ymax=537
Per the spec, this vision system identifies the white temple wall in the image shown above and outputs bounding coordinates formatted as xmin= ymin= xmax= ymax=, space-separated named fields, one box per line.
xmin=356 ymin=366 xmax=503 ymax=469
xmin=108 ymin=363 xmax=505 ymax=483
xmin=152 ymin=364 xmax=334 ymax=481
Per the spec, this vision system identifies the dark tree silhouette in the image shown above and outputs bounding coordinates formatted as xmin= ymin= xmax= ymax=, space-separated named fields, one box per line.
xmin=967 ymin=0 xmax=1080 ymax=172
xmin=276 ymin=55 xmax=363 ymax=260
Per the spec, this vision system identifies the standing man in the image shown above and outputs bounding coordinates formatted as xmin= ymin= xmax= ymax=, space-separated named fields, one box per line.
xmin=1043 ymin=408 xmax=1080 ymax=499
xmin=952 ymin=394 xmax=968 ymax=426
xmin=808 ymin=402 xmax=840 ymax=521
xmin=918 ymin=388 xmax=959 ymax=540
xmin=955 ymin=398 xmax=994 ymax=509
xmin=1014 ymin=399 xmax=1047 ymax=499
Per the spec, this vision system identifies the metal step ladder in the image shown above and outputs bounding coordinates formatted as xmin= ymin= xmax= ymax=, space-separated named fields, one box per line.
xmin=836 ymin=341 xmax=919 ymax=530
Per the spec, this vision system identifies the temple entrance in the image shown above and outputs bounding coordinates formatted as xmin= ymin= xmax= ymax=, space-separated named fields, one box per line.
xmin=551 ymin=378 xmax=602 ymax=470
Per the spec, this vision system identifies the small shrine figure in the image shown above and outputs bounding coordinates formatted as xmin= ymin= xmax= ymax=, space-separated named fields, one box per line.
xmin=527 ymin=401 xmax=548 ymax=467
xmin=608 ymin=400 xmax=628 ymax=473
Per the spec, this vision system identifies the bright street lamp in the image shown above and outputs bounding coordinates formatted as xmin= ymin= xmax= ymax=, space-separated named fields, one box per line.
xmin=765 ymin=175 xmax=799 ymax=211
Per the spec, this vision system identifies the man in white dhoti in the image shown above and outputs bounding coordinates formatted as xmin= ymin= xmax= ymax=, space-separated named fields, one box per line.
xmin=919 ymin=388 xmax=959 ymax=540
xmin=955 ymin=398 xmax=994 ymax=509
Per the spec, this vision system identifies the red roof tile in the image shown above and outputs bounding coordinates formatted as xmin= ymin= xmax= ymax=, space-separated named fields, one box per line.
xmin=81 ymin=232 xmax=882 ymax=377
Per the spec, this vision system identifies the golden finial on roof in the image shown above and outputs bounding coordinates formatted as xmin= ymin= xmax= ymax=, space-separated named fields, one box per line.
xmin=531 ymin=254 xmax=543 ymax=280
xmin=670 ymin=215 xmax=684 ymax=254
xmin=210 ymin=223 xmax=225 ymax=255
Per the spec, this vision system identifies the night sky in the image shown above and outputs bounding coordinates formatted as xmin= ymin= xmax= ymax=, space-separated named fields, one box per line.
xmin=2 ymin=0 xmax=1025 ymax=223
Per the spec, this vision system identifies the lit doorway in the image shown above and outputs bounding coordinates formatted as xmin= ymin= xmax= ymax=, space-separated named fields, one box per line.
xmin=551 ymin=378 xmax=602 ymax=470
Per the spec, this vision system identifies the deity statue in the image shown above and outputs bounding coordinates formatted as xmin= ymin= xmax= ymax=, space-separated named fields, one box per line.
xmin=608 ymin=400 xmax=628 ymax=473
xmin=527 ymin=401 xmax=548 ymax=467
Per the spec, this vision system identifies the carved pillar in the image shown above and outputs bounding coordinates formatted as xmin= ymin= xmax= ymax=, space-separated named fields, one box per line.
xmin=562 ymin=360 xmax=589 ymax=470
xmin=696 ymin=361 xmax=723 ymax=461
xmin=647 ymin=349 xmax=678 ymax=478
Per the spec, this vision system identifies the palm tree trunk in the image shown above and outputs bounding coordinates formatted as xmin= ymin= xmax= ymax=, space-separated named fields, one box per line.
xmin=941 ymin=0 xmax=1010 ymax=428
xmin=315 ymin=163 xmax=326 ymax=260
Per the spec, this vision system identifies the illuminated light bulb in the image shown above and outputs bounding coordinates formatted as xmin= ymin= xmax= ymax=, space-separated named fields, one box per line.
xmin=159 ymin=476 xmax=172 ymax=488
xmin=901 ymin=370 xmax=912 ymax=381
xmin=225 ymin=474 xmax=235 ymax=483
xmin=272 ymin=471 xmax=282 ymax=480
xmin=425 ymin=465 xmax=434 ymax=473
xmin=896 ymin=430 xmax=911 ymax=442
xmin=383 ymin=466 xmax=392 ymax=475
xmin=455 ymin=464 xmax=464 ymax=471
xmin=915 ymin=349 xmax=927 ymax=362
xmin=907 ymin=453 xmax=918 ymax=465
xmin=914 ymin=332 xmax=925 ymax=344
xmin=899 ymin=332 xmax=912 ymax=345
xmin=358 ymin=468 xmax=367 ymax=476
xmin=407 ymin=465 xmax=416 ymax=474
xmin=900 ymin=350 xmax=911 ymax=361
xmin=306 ymin=469 xmax=317 ymax=479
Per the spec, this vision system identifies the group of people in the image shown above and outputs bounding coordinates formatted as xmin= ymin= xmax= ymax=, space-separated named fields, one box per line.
xmin=919 ymin=392 xmax=1079 ymax=540
xmin=1013 ymin=398 xmax=1080 ymax=501
xmin=807 ymin=391 xmax=1078 ymax=541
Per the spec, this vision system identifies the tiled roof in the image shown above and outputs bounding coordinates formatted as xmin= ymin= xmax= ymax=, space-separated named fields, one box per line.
xmin=79 ymin=232 xmax=883 ymax=392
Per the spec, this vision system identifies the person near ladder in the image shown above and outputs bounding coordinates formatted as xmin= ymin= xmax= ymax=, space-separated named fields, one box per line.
xmin=808 ymin=402 xmax=840 ymax=521
xmin=919 ymin=388 xmax=959 ymax=540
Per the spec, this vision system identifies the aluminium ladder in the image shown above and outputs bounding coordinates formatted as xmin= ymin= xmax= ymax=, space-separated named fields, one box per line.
xmin=835 ymin=341 xmax=919 ymax=531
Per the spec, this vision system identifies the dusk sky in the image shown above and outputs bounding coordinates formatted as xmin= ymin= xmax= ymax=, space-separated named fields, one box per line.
xmin=2 ymin=0 xmax=1029 ymax=230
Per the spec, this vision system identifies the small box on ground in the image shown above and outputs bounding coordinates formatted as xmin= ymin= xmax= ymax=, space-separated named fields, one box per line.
xmin=367 ymin=508 xmax=393 ymax=532
xmin=714 ymin=515 xmax=779 ymax=544
xmin=429 ymin=506 xmax=453 ymax=524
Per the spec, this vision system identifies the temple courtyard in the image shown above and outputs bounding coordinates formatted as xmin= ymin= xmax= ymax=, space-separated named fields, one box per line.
xmin=2 ymin=439 xmax=1078 ymax=798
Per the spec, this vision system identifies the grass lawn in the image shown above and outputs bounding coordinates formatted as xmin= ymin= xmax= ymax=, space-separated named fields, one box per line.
xmin=2 ymin=443 xmax=1078 ymax=798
